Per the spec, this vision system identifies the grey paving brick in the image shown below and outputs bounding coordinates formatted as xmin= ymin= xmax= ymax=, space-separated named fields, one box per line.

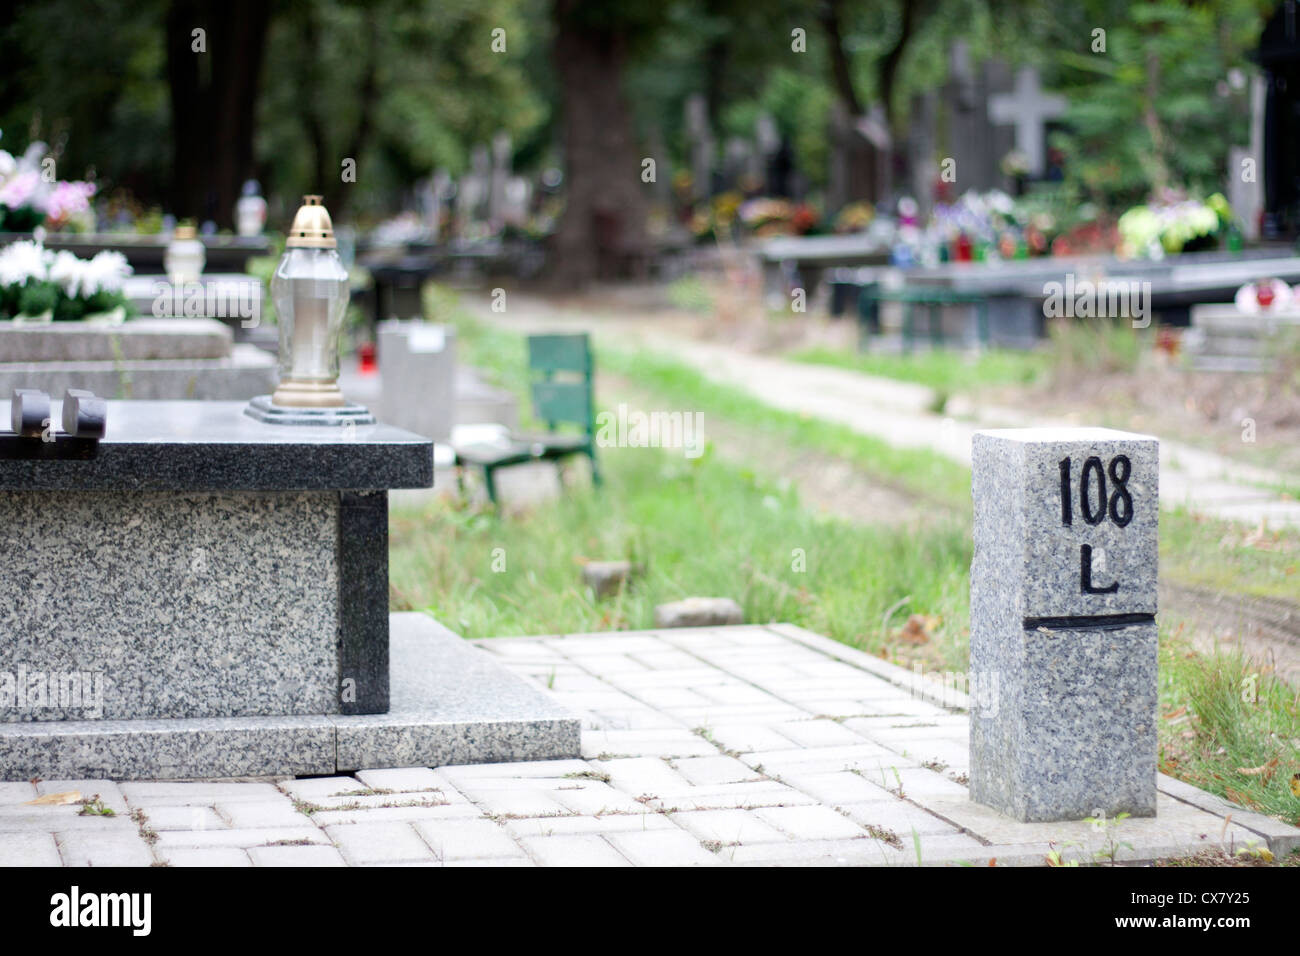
xmin=912 ymin=832 xmax=993 ymax=864
xmin=412 ymin=818 xmax=524 ymax=860
xmin=328 ymin=822 xmax=436 ymax=864
xmin=519 ymin=833 xmax=631 ymax=866
xmin=442 ymin=857 xmax=537 ymax=867
xmin=891 ymin=767 xmax=970 ymax=799
xmin=461 ymin=789 xmax=575 ymax=819
xmin=277 ymin=776 xmax=369 ymax=802
xmin=580 ymin=729 xmax=716 ymax=759
xmin=135 ymin=805 xmax=226 ymax=831
xmin=0 ymin=781 xmax=38 ymax=804
xmin=440 ymin=759 xmax=593 ymax=782
xmin=248 ymin=845 xmax=347 ymax=867
xmin=355 ymin=767 xmax=458 ymax=793
xmin=700 ymin=723 xmax=795 ymax=754
xmin=592 ymin=757 xmax=693 ymax=797
xmin=157 ymin=847 xmax=252 ymax=867
xmin=779 ymin=770 xmax=895 ymax=805
xmin=216 ymin=800 xmax=310 ymax=829
xmin=741 ymin=743 xmax=908 ymax=776
xmin=647 ymin=781 xmax=819 ymax=812
xmin=753 ymin=805 xmax=866 ymax=841
xmin=504 ymin=812 xmax=676 ymax=839
xmin=838 ymin=800 xmax=963 ymax=838
xmin=673 ymin=755 xmax=765 ymax=787
xmin=154 ymin=826 xmax=328 ymax=849
xmin=121 ymin=781 xmax=283 ymax=806
xmin=729 ymin=838 xmax=903 ymax=866
xmin=0 ymin=806 xmax=140 ymax=833
xmin=669 ymin=809 xmax=788 ymax=845
xmin=549 ymin=783 xmax=653 ymax=815
xmin=309 ymin=803 xmax=483 ymax=827
xmin=0 ymin=831 xmax=61 ymax=866
xmin=770 ymin=719 xmax=866 ymax=748
xmin=604 ymin=828 xmax=723 ymax=866
xmin=56 ymin=829 xmax=154 ymax=867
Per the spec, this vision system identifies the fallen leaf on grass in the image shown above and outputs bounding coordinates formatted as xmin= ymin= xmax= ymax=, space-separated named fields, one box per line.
xmin=1235 ymin=757 xmax=1278 ymax=782
xmin=24 ymin=791 xmax=81 ymax=806
xmin=1291 ymin=774 xmax=1300 ymax=798
xmin=1163 ymin=706 xmax=1187 ymax=720
xmin=896 ymin=614 xmax=935 ymax=645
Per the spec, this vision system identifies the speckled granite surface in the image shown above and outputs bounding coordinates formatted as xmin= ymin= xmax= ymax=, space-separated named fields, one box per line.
xmin=0 ymin=400 xmax=432 ymax=491
xmin=332 ymin=615 xmax=580 ymax=770
xmin=0 ymin=614 xmax=580 ymax=780
xmin=970 ymin=428 xmax=1159 ymax=822
xmin=0 ymin=490 xmax=341 ymax=721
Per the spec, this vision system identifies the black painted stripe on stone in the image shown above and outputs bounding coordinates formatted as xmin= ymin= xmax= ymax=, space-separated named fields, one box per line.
xmin=338 ymin=490 xmax=390 ymax=715
xmin=1023 ymin=613 xmax=1156 ymax=631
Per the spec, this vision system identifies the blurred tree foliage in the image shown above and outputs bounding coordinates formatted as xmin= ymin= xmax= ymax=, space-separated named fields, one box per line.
xmin=0 ymin=0 xmax=1276 ymax=243
xmin=1038 ymin=0 xmax=1270 ymax=209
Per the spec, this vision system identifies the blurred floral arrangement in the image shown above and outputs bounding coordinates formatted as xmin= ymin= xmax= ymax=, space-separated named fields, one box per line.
xmin=691 ymin=193 xmax=822 ymax=241
xmin=0 ymin=240 xmax=133 ymax=322
xmin=0 ymin=143 xmax=96 ymax=233
xmin=1116 ymin=191 xmax=1231 ymax=257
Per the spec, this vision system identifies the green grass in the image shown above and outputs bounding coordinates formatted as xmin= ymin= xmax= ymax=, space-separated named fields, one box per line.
xmin=789 ymin=345 xmax=1049 ymax=397
xmin=599 ymin=347 xmax=972 ymax=511
xmin=1159 ymin=638 xmax=1300 ymax=827
xmin=1160 ymin=507 xmax=1300 ymax=602
xmin=390 ymin=446 xmax=972 ymax=668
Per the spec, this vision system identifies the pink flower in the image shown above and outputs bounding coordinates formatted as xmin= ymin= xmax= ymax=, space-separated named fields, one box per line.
xmin=44 ymin=180 xmax=95 ymax=226
xmin=0 ymin=171 xmax=39 ymax=209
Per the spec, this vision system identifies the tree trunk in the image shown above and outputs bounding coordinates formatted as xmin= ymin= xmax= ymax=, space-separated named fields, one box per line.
xmin=549 ymin=0 xmax=650 ymax=288
xmin=165 ymin=0 xmax=270 ymax=228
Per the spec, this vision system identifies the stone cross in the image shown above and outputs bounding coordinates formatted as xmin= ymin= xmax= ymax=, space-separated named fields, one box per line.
xmin=987 ymin=66 xmax=1067 ymax=177
xmin=969 ymin=427 xmax=1159 ymax=823
xmin=685 ymin=93 xmax=714 ymax=201
xmin=489 ymin=131 xmax=512 ymax=232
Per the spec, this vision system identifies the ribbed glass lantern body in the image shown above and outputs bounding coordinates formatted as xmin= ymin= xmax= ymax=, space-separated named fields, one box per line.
xmin=272 ymin=246 xmax=350 ymax=383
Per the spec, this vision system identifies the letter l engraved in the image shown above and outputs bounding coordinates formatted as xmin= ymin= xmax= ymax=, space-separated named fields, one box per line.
xmin=1080 ymin=544 xmax=1118 ymax=594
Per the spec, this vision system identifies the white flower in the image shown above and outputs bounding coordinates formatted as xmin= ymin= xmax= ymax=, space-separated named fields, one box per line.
xmin=0 ymin=240 xmax=49 ymax=286
xmin=47 ymin=249 xmax=89 ymax=296
xmin=80 ymin=250 xmax=131 ymax=295
xmin=0 ymin=150 xmax=15 ymax=182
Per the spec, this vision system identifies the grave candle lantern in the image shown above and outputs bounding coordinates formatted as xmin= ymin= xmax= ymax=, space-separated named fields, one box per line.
xmin=244 ymin=196 xmax=374 ymax=425
xmin=270 ymin=195 xmax=351 ymax=409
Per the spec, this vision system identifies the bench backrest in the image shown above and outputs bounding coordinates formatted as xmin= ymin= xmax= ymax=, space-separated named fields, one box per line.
xmin=527 ymin=333 xmax=593 ymax=433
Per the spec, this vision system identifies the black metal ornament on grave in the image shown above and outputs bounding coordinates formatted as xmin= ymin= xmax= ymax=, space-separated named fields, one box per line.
xmin=0 ymin=388 xmax=106 ymax=459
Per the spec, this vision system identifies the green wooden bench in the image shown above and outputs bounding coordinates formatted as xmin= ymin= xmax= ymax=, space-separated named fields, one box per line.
xmin=452 ymin=332 xmax=600 ymax=505
xmin=857 ymin=285 xmax=990 ymax=352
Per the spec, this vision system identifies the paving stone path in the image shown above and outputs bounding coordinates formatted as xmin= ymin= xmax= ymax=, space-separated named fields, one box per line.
xmin=5 ymin=624 xmax=1295 ymax=867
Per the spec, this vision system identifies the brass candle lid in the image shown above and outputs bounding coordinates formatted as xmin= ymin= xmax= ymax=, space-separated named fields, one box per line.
xmin=284 ymin=195 xmax=336 ymax=249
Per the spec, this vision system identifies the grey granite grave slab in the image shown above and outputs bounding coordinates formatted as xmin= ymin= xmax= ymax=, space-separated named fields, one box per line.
xmin=332 ymin=616 xmax=580 ymax=770
xmin=0 ymin=615 xmax=580 ymax=780
xmin=0 ymin=400 xmax=431 ymax=731
xmin=0 ymin=318 xmax=277 ymax=399
xmin=0 ymin=318 xmax=234 ymax=362
xmin=0 ymin=490 xmax=340 ymax=721
xmin=0 ymin=399 xmax=432 ymax=491
xmin=0 ymin=345 xmax=277 ymax=401
xmin=970 ymin=427 xmax=1160 ymax=822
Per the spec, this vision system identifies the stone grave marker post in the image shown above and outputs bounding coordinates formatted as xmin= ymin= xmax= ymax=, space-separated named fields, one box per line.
xmin=969 ymin=427 xmax=1159 ymax=822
